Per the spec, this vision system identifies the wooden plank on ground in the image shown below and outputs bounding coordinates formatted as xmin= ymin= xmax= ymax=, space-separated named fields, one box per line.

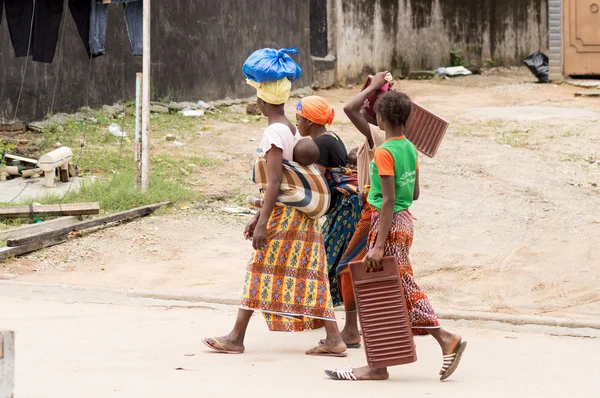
xmin=0 ymin=330 xmax=15 ymax=398
xmin=0 ymin=234 xmax=67 ymax=261
xmin=4 ymin=153 xmax=38 ymax=165
xmin=0 ymin=216 xmax=80 ymax=241
xmin=0 ymin=203 xmax=99 ymax=219
xmin=7 ymin=202 xmax=170 ymax=247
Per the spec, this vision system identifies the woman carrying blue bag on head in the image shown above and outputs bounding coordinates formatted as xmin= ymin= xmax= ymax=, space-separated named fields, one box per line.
xmin=203 ymin=47 xmax=347 ymax=358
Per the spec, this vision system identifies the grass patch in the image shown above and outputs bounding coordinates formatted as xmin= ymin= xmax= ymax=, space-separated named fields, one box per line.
xmin=2 ymin=107 xmax=234 ymax=215
xmin=496 ymin=129 xmax=530 ymax=148
xmin=8 ymin=171 xmax=200 ymax=215
xmin=50 ymin=171 xmax=197 ymax=213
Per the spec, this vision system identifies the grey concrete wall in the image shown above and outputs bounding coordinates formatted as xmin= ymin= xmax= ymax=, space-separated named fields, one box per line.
xmin=0 ymin=0 xmax=312 ymax=121
xmin=330 ymin=0 xmax=549 ymax=83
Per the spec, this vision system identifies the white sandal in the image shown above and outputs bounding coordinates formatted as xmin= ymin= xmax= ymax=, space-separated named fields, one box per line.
xmin=325 ymin=367 xmax=358 ymax=381
xmin=440 ymin=340 xmax=467 ymax=381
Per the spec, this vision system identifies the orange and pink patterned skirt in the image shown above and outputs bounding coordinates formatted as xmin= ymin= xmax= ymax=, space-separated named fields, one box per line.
xmin=367 ymin=208 xmax=441 ymax=335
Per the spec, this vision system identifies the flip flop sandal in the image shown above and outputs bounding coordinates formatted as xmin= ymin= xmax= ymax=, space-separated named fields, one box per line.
xmin=440 ymin=340 xmax=467 ymax=381
xmin=318 ymin=339 xmax=361 ymax=349
xmin=306 ymin=346 xmax=348 ymax=357
xmin=324 ymin=367 xmax=358 ymax=381
xmin=202 ymin=337 xmax=243 ymax=354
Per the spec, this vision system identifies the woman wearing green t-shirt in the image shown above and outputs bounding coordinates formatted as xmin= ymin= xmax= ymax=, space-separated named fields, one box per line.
xmin=325 ymin=91 xmax=467 ymax=382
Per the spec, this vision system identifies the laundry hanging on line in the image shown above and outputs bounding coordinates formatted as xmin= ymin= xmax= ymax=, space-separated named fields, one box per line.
xmin=0 ymin=0 xmax=64 ymax=63
xmin=90 ymin=0 xmax=143 ymax=58
xmin=0 ymin=0 xmax=143 ymax=64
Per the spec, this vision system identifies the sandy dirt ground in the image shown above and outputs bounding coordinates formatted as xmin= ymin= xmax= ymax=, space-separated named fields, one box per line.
xmin=2 ymin=68 xmax=600 ymax=320
xmin=1 ymin=282 xmax=598 ymax=398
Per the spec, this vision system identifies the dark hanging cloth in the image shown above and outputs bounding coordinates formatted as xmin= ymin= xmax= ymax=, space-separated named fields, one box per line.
xmin=1 ymin=0 xmax=64 ymax=63
xmin=68 ymin=0 xmax=92 ymax=58
xmin=2 ymin=0 xmax=35 ymax=58
xmin=30 ymin=0 xmax=64 ymax=63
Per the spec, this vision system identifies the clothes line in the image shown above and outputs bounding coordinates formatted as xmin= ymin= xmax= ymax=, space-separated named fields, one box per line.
xmin=0 ymin=0 xmax=143 ymax=64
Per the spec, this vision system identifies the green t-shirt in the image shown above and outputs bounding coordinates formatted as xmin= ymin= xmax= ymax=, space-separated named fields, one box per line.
xmin=367 ymin=137 xmax=418 ymax=212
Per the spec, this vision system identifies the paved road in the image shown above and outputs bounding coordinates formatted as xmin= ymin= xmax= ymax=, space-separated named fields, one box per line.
xmin=0 ymin=283 xmax=598 ymax=397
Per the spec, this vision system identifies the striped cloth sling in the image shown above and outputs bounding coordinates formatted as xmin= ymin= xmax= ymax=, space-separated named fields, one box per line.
xmin=252 ymin=149 xmax=331 ymax=219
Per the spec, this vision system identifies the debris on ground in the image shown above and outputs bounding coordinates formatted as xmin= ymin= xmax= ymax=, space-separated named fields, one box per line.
xmin=1 ymin=153 xmax=40 ymax=181
xmin=434 ymin=66 xmax=473 ymax=78
xmin=0 ymin=202 xmax=170 ymax=261
xmin=180 ymin=109 xmax=205 ymax=117
xmin=150 ymin=103 xmax=170 ymax=113
xmin=167 ymin=102 xmax=201 ymax=112
xmin=196 ymin=101 xmax=210 ymax=109
xmin=4 ymin=154 xmax=37 ymax=165
xmin=165 ymin=134 xmax=176 ymax=141
xmin=108 ymin=123 xmax=127 ymax=138
xmin=523 ymin=51 xmax=549 ymax=83
xmin=172 ymin=141 xmax=185 ymax=146
xmin=0 ymin=203 xmax=99 ymax=219
xmin=221 ymin=206 xmax=255 ymax=215
xmin=0 ymin=121 xmax=26 ymax=135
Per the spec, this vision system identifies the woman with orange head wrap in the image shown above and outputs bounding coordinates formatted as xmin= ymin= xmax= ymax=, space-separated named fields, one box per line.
xmin=295 ymin=96 xmax=364 ymax=317
xmin=296 ymin=95 xmax=336 ymax=126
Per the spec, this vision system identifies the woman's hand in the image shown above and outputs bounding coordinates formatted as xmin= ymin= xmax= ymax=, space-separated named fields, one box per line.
xmin=252 ymin=221 xmax=268 ymax=251
xmin=365 ymin=245 xmax=385 ymax=268
xmin=369 ymin=71 xmax=390 ymax=90
xmin=243 ymin=213 xmax=260 ymax=240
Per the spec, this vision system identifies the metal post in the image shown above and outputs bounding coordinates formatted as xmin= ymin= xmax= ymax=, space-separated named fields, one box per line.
xmin=0 ymin=331 xmax=15 ymax=398
xmin=135 ymin=73 xmax=142 ymax=189
xmin=141 ymin=0 xmax=151 ymax=192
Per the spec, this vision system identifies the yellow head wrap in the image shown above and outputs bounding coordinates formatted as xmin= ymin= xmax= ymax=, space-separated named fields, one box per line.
xmin=246 ymin=78 xmax=291 ymax=105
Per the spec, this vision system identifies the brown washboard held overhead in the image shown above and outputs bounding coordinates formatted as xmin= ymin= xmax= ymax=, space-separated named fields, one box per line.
xmin=350 ymin=256 xmax=417 ymax=368
xmin=403 ymin=102 xmax=449 ymax=158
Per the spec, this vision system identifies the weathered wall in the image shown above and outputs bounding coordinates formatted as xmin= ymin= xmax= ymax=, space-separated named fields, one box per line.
xmin=330 ymin=0 xmax=548 ymax=82
xmin=0 ymin=0 xmax=312 ymax=121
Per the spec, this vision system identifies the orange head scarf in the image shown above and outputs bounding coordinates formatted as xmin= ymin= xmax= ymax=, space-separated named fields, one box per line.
xmin=295 ymin=96 xmax=335 ymax=125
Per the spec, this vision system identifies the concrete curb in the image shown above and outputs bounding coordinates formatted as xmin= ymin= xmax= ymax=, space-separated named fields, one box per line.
xmin=1 ymin=281 xmax=599 ymax=332
xmin=433 ymin=309 xmax=600 ymax=330
xmin=128 ymin=290 xmax=600 ymax=331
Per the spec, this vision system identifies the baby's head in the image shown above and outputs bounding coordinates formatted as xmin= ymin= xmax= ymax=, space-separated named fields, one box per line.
xmin=294 ymin=138 xmax=320 ymax=166
xmin=347 ymin=147 xmax=358 ymax=166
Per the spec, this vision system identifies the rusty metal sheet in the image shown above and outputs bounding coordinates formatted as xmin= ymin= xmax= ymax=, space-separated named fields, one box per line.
xmin=350 ymin=256 xmax=417 ymax=368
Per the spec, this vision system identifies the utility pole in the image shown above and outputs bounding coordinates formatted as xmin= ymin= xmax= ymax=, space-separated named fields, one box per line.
xmin=141 ymin=0 xmax=151 ymax=192
xmin=135 ymin=73 xmax=142 ymax=189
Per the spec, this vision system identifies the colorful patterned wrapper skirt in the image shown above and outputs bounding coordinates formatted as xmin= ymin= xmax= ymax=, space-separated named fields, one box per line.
xmin=322 ymin=193 xmax=364 ymax=307
xmin=367 ymin=209 xmax=440 ymax=335
xmin=240 ymin=205 xmax=336 ymax=332
xmin=336 ymin=199 xmax=372 ymax=311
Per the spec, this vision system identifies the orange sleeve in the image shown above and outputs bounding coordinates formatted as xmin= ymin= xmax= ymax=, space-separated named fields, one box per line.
xmin=374 ymin=148 xmax=395 ymax=176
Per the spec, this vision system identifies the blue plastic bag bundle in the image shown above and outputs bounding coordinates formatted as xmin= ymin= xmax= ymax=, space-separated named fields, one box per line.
xmin=242 ymin=47 xmax=302 ymax=83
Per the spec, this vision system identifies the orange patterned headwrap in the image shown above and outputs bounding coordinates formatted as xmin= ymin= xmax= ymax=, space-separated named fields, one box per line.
xmin=295 ymin=96 xmax=335 ymax=126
